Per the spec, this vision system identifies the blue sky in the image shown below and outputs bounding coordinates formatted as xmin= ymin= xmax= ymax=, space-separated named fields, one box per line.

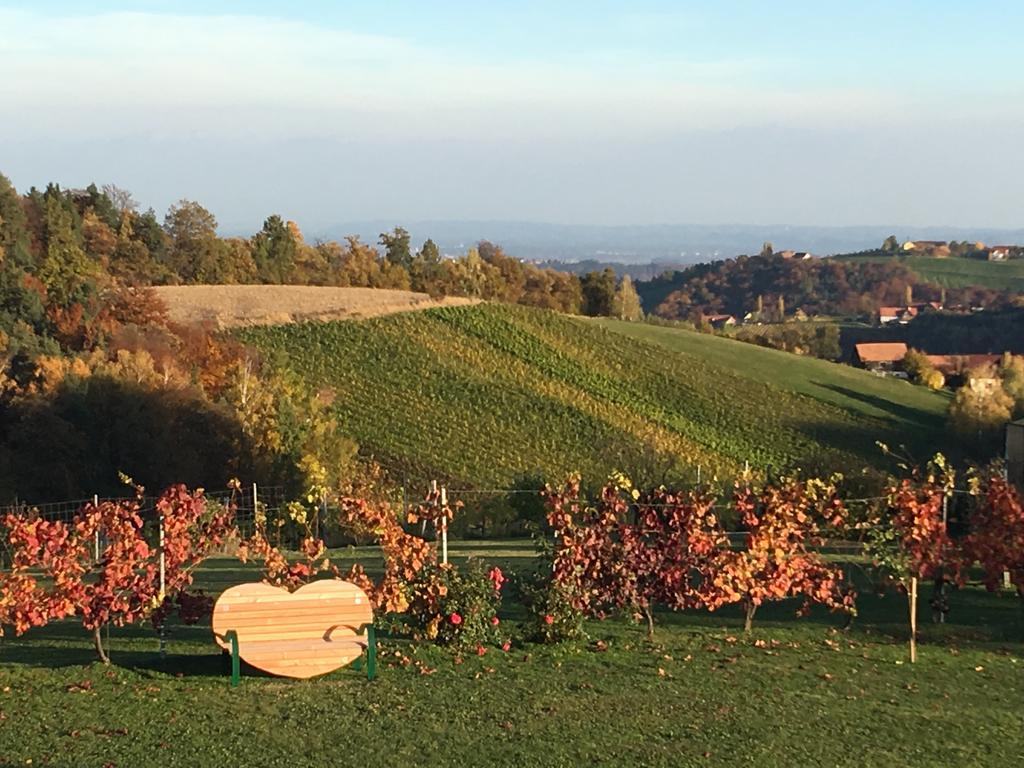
xmin=1 ymin=1 xmax=1021 ymax=231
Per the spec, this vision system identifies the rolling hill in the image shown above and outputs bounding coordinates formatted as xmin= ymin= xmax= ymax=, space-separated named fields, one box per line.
xmin=832 ymin=254 xmax=1024 ymax=291
xmin=238 ymin=304 xmax=952 ymax=491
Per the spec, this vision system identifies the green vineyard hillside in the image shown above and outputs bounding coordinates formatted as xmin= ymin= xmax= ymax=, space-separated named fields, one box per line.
xmin=240 ymin=304 xmax=952 ymax=489
xmin=833 ymin=253 xmax=1024 ymax=291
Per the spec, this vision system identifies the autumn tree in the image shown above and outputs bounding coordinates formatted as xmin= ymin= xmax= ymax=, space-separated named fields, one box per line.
xmin=611 ymin=274 xmax=644 ymax=321
xmin=947 ymin=370 xmax=1014 ymax=452
xmin=81 ymin=209 xmax=118 ymax=261
xmin=333 ymin=236 xmax=384 ymax=287
xmin=902 ymin=348 xmax=944 ymax=389
xmin=998 ymin=352 xmax=1024 ymax=417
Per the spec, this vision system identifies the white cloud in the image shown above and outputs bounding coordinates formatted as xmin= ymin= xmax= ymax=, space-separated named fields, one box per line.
xmin=0 ymin=7 xmax=1017 ymax=144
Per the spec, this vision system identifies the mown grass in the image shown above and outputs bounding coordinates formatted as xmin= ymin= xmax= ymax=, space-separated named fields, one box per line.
xmin=239 ymin=304 xmax=952 ymax=490
xmin=1 ymin=541 xmax=1022 ymax=767
xmin=834 ymin=254 xmax=1024 ymax=291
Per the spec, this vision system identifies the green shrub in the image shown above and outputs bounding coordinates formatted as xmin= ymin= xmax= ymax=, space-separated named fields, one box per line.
xmin=404 ymin=559 xmax=507 ymax=651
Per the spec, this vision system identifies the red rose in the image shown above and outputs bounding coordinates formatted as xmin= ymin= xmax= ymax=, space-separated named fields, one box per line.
xmin=490 ymin=616 xmax=500 ymax=626
xmin=450 ymin=612 xmax=462 ymax=625
xmin=543 ymin=614 xmax=554 ymax=625
xmin=476 ymin=645 xmax=487 ymax=656
xmin=488 ymin=567 xmax=505 ymax=592
xmin=501 ymin=641 xmax=511 ymax=652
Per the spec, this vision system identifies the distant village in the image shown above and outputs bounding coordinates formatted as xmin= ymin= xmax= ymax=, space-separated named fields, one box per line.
xmin=700 ymin=238 xmax=1022 ymax=331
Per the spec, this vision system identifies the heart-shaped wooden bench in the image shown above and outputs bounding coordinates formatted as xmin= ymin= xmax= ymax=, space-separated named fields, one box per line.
xmin=212 ymin=580 xmax=376 ymax=684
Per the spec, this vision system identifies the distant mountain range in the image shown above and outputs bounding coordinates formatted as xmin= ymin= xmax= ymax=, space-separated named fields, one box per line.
xmin=314 ymin=221 xmax=1024 ymax=265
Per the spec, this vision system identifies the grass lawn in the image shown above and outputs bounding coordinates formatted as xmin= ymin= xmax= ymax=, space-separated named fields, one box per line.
xmin=2 ymin=540 xmax=1023 ymax=766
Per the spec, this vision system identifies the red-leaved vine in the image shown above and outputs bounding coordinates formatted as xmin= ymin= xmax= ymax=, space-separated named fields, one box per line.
xmin=0 ymin=484 xmax=236 ymax=663
xmin=719 ymin=478 xmax=856 ymax=632
xmin=966 ymin=471 xmax=1024 ymax=600
xmin=545 ymin=474 xmax=855 ymax=637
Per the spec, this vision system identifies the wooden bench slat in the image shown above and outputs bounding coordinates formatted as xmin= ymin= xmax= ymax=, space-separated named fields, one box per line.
xmin=212 ymin=580 xmax=375 ymax=679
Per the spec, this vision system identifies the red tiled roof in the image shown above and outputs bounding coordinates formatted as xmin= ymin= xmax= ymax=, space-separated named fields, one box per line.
xmin=855 ymin=342 xmax=908 ymax=363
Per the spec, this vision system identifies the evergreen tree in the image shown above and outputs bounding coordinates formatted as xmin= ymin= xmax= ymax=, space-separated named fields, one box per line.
xmin=580 ymin=268 xmax=617 ymax=317
xmin=251 ymin=214 xmax=297 ymax=284
xmin=38 ymin=192 xmax=94 ymax=305
xmin=379 ymin=227 xmax=413 ymax=271
xmin=410 ymin=238 xmax=443 ymax=293
xmin=82 ymin=183 xmax=120 ymax=230
xmin=134 ymin=208 xmax=168 ymax=263
xmin=164 ymin=200 xmax=221 ymax=283
xmin=0 ymin=173 xmax=32 ymax=269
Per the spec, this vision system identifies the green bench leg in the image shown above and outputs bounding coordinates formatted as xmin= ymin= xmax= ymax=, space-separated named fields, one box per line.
xmin=226 ymin=630 xmax=240 ymax=687
xmin=366 ymin=625 xmax=376 ymax=681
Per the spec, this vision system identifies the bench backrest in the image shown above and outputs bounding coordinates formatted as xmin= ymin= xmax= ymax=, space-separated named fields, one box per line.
xmin=212 ymin=580 xmax=373 ymax=677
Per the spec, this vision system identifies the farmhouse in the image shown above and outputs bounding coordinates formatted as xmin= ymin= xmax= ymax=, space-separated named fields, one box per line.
xmin=877 ymin=302 xmax=942 ymax=325
xmin=854 ymin=342 xmax=908 ymax=374
xmin=878 ymin=306 xmax=915 ymax=325
xmin=705 ymin=313 xmax=736 ymax=329
xmin=777 ymin=250 xmax=813 ymax=260
xmin=988 ymin=245 xmax=1017 ymax=261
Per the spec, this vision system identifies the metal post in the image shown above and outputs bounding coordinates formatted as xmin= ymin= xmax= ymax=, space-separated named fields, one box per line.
xmin=697 ymin=465 xmax=702 ymax=486
xmin=158 ymin=516 xmax=167 ymax=656
xmin=320 ymin=492 xmax=327 ymax=543
xmin=440 ymin=486 xmax=448 ymax=565
xmin=93 ymin=494 xmax=100 ymax=561
xmin=939 ymin=493 xmax=949 ymax=623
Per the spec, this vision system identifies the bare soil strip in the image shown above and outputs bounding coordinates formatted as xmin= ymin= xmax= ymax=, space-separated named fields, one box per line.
xmin=152 ymin=285 xmax=479 ymax=328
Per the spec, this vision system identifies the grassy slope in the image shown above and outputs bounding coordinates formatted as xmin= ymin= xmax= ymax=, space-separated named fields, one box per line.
xmin=834 ymin=254 xmax=1024 ymax=291
xmin=1 ymin=544 xmax=1022 ymax=767
xmin=593 ymin=317 xmax=948 ymax=435
xmin=239 ymin=304 xmax=951 ymax=489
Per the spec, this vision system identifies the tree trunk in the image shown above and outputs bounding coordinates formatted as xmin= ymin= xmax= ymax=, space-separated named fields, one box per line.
xmin=909 ymin=577 xmax=918 ymax=664
xmin=93 ymin=625 xmax=110 ymax=665
xmin=643 ymin=606 xmax=655 ymax=639
xmin=744 ymin=601 xmax=757 ymax=633
xmin=931 ymin=575 xmax=946 ymax=624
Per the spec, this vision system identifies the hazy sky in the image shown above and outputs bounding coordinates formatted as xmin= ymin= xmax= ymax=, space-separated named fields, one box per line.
xmin=1 ymin=1 xmax=1022 ymax=232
